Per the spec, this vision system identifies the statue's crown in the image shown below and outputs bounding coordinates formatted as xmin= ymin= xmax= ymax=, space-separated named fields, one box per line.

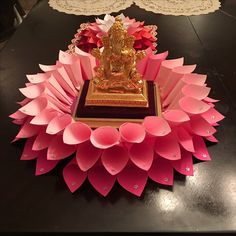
xmin=108 ymin=16 xmax=126 ymax=35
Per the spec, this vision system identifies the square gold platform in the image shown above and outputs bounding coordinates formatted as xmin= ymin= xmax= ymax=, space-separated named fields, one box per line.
xmin=85 ymin=80 xmax=149 ymax=108
xmin=72 ymin=80 xmax=161 ymax=128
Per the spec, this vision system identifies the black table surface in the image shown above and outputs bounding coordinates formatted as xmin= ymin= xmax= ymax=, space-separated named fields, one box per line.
xmin=0 ymin=0 xmax=236 ymax=233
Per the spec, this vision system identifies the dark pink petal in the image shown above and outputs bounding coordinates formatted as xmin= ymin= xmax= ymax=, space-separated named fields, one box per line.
xmin=117 ymin=163 xmax=148 ymax=197
xmin=9 ymin=110 xmax=27 ymax=119
xmin=190 ymin=115 xmax=216 ymax=137
xmin=46 ymin=114 xmax=72 ymax=135
xmin=90 ymin=126 xmax=120 ymax=149
xmin=88 ymin=164 xmax=116 ymax=196
xmin=76 ymin=140 xmax=102 ymax=171
xmin=32 ymin=131 xmax=53 ymax=151
xmin=172 ymin=149 xmax=193 ymax=176
xmin=20 ymin=137 xmax=39 ymax=160
xmin=16 ymin=117 xmax=43 ymax=139
xmin=148 ymin=156 xmax=174 ymax=185
xmin=205 ymin=135 xmax=218 ymax=143
xmin=129 ymin=142 xmax=154 ymax=171
xmin=179 ymin=97 xmax=210 ymax=114
xmin=35 ymin=150 xmax=59 ymax=175
xmin=175 ymin=127 xmax=195 ymax=152
xmin=47 ymin=135 xmax=76 ymax=160
xmin=201 ymin=108 xmax=225 ymax=124
xmin=143 ymin=116 xmax=171 ymax=137
xmin=192 ymin=135 xmax=211 ymax=161
xmin=119 ymin=122 xmax=145 ymax=143
xmin=63 ymin=122 xmax=91 ymax=145
xmin=101 ymin=145 xmax=129 ymax=175
xmin=19 ymin=97 xmax=48 ymax=116
xmin=63 ymin=158 xmax=87 ymax=193
xmin=155 ymin=132 xmax=181 ymax=160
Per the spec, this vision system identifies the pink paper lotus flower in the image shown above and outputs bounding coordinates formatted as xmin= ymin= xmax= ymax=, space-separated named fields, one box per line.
xmin=68 ymin=14 xmax=157 ymax=53
xmin=10 ymin=46 xmax=224 ymax=197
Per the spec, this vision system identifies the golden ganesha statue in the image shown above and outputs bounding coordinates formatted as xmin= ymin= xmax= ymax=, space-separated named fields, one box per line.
xmin=91 ymin=17 xmax=146 ymax=94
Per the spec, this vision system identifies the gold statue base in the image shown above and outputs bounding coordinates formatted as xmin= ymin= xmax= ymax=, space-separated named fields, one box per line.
xmin=85 ymin=80 xmax=148 ymax=108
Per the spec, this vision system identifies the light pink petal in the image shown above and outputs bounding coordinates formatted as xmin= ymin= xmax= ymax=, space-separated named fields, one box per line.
xmin=76 ymin=141 xmax=102 ymax=171
xmin=175 ymin=127 xmax=195 ymax=152
xmin=19 ymin=83 xmax=45 ymax=99
xmin=205 ymin=135 xmax=218 ymax=143
xmin=119 ymin=123 xmax=145 ymax=143
xmin=192 ymin=135 xmax=211 ymax=161
xmin=30 ymin=109 xmax=59 ymax=125
xmin=63 ymin=122 xmax=91 ymax=145
xmin=39 ymin=63 xmax=58 ymax=72
xmin=179 ymin=97 xmax=210 ymax=114
xmin=47 ymin=135 xmax=76 ymax=160
xmin=35 ymin=150 xmax=59 ymax=175
xmin=63 ymin=158 xmax=87 ymax=193
xmin=129 ymin=142 xmax=154 ymax=171
xmin=32 ymin=131 xmax=53 ymax=151
xmin=19 ymin=97 xmax=48 ymax=116
xmin=101 ymin=145 xmax=129 ymax=175
xmin=88 ymin=164 xmax=116 ymax=196
xmin=9 ymin=110 xmax=27 ymax=119
xmin=155 ymin=132 xmax=181 ymax=160
xmin=182 ymin=73 xmax=207 ymax=86
xmin=143 ymin=116 xmax=171 ymax=137
xmin=46 ymin=114 xmax=72 ymax=135
xmin=59 ymin=50 xmax=75 ymax=64
xmin=117 ymin=163 xmax=148 ymax=197
xmin=172 ymin=149 xmax=193 ymax=176
xmin=16 ymin=118 xmax=43 ymax=139
xmin=190 ymin=115 xmax=216 ymax=137
xmin=26 ymin=73 xmax=48 ymax=84
xmin=182 ymin=84 xmax=210 ymax=100
xmin=20 ymin=137 xmax=39 ymax=160
xmin=162 ymin=110 xmax=190 ymax=123
xmin=201 ymin=108 xmax=225 ymax=124
xmin=90 ymin=126 xmax=120 ymax=149
xmin=148 ymin=156 xmax=174 ymax=185
xmin=204 ymin=97 xmax=219 ymax=103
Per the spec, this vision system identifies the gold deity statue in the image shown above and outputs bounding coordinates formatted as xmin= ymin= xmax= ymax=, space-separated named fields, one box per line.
xmin=91 ymin=16 xmax=146 ymax=94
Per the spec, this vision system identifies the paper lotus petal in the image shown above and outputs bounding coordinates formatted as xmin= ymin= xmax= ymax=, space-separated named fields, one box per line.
xmin=119 ymin=123 xmax=145 ymax=143
xmin=201 ymin=108 xmax=225 ymax=124
xmin=117 ymin=163 xmax=148 ymax=196
xmin=19 ymin=83 xmax=45 ymax=99
xmin=46 ymin=114 xmax=72 ymax=135
xmin=101 ymin=145 xmax=129 ymax=175
xmin=90 ymin=126 xmax=120 ymax=149
xmin=172 ymin=149 xmax=193 ymax=176
xmin=30 ymin=109 xmax=59 ymax=125
xmin=20 ymin=137 xmax=39 ymax=160
xmin=174 ymin=127 xmax=195 ymax=152
xmin=148 ymin=156 xmax=174 ymax=186
xmin=47 ymin=135 xmax=76 ymax=160
xmin=19 ymin=97 xmax=48 ymax=116
xmin=162 ymin=109 xmax=190 ymax=123
xmin=26 ymin=73 xmax=48 ymax=83
xmin=155 ymin=132 xmax=181 ymax=160
xmin=179 ymin=96 xmax=210 ymax=114
xmin=88 ymin=163 xmax=116 ymax=196
xmin=190 ymin=115 xmax=216 ymax=137
xmin=32 ymin=131 xmax=53 ymax=151
xmin=129 ymin=142 xmax=154 ymax=171
xmin=182 ymin=84 xmax=210 ymax=100
xmin=63 ymin=122 xmax=91 ymax=145
xmin=192 ymin=135 xmax=211 ymax=161
xmin=76 ymin=141 xmax=102 ymax=171
xmin=143 ymin=116 xmax=171 ymax=137
xmin=35 ymin=150 xmax=59 ymax=175
xmin=63 ymin=158 xmax=87 ymax=193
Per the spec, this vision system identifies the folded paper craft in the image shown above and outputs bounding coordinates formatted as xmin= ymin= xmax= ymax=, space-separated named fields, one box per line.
xmin=10 ymin=15 xmax=224 ymax=197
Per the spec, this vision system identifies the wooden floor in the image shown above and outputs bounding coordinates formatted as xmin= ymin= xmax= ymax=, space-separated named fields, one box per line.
xmin=0 ymin=0 xmax=236 ymax=233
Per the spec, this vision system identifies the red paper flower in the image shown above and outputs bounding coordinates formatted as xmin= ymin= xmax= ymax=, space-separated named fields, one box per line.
xmin=68 ymin=14 xmax=157 ymax=53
